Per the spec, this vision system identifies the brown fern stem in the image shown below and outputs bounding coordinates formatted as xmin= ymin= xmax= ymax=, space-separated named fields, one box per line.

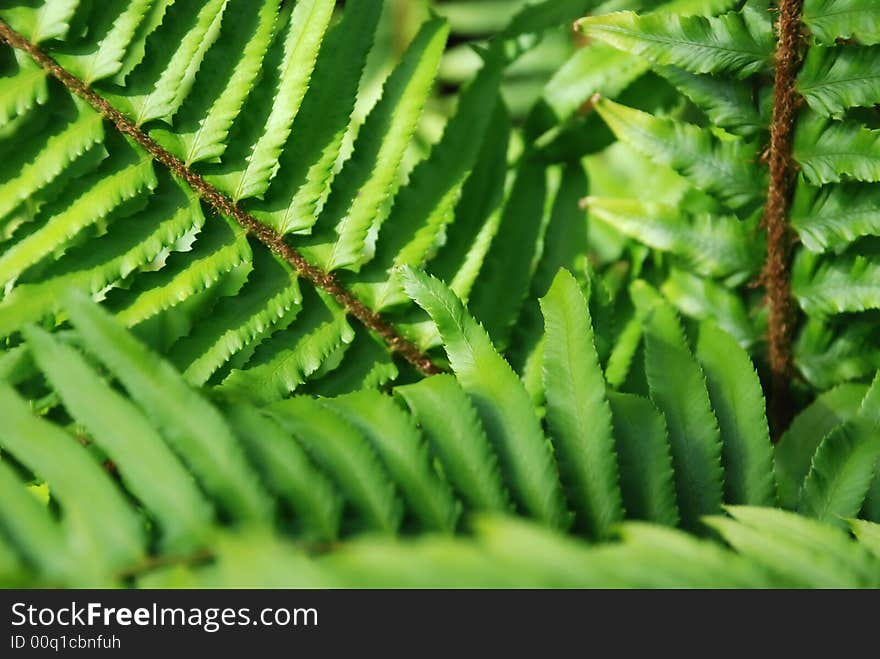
xmin=0 ymin=20 xmax=442 ymax=376
xmin=763 ymin=0 xmax=804 ymax=439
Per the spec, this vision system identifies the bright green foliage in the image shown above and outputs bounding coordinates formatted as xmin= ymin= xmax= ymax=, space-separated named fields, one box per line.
xmin=540 ymin=269 xmax=623 ymax=538
xmin=631 ymin=281 xmax=725 ymax=530
xmin=2 ymin=0 xmax=880 ymax=590
xmin=402 ymin=267 xmax=569 ymax=529
xmin=578 ymin=7 xmax=773 ymax=78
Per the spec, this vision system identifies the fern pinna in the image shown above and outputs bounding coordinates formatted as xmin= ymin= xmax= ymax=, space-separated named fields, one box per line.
xmin=1 ymin=0 xmax=879 ymax=588
xmin=572 ymin=0 xmax=880 ymax=426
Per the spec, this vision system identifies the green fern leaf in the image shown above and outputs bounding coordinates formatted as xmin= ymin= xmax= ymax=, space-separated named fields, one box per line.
xmin=24 ymin=325 xmax=214 ymax=553
xmin=62 ymin=291 xmax=272 ymax=523
xmin=301 ymin=19 xmax=449 ymax=271
xmin=696 ymin=321 xmax=775 ymax=506
xmin=607 ymin=392 xmax=680 ymax=526
xmin=150 ymin=0 xmax=279 ymax=166
xmin=395 ymin=374 xmax=510 ymax=513
xmin=267 ymin=396 xmax=403 ymax=534
xmin=225 ymin=403 xmax=342 ymax=542
xmin=584 ymin=196 xmax=760 ymax=279
xmin=775 ymin=383 xmax=868 ymax=509
xmin=0 ymin=98 xmax=103 ymax=221
xmin=110 ymin=0 xmax=230 ymax=126
xmin=848 ymin=519 xmax=880 ymax=558
xmin=631 ymin=280 xmax=725 ymax=531
xmin=799 ymin=376 xmax=880 ymax=525
xmin=791 ymin=181 xmax=880 ymax=253
xmin=0 ymin=383 xmax=146 ymax=572
xmin=352 ymin=48 xmax=505 ymax=311
xmin=402 ymin=267 xmax=570 ymax=529
xmin=0 ymin=458 xmax=76 ymax=582
xmin=0 ymin=136 xmax=155 ymax=287
xmin=803 ymin=0 xmax=880 ymax=46
xmin=248 ymin=0 xmax=382 ymax=235
xmin=578 ymin=8 xmax=773 ymax=78
xmin=795 ymin=114 xmax=880 ymax=185
xmin=539 ymin=268 xmax=623 ymax=538
xmin=797 ymin=45 xmax=880 ymax=118
xmin=705 ymin=506 xmax=880 ymax=587
xmin=0 ymin=50 xmax=48 ymax=125
xmin=595 ymin=98 xmax=765 ymax=209
xmin=794 ymin=252 xmax=880 ymax=315
xmin=324 ymin=390 xmax=461 ymax=533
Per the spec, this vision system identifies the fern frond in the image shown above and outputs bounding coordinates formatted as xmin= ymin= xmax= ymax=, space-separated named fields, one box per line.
xmin=791 ymin=182 xmax=880 ymax=253
xmin=402 ymin=267 xmax=569 ymax=529
xmin=395 ymin=374 xmax=510 ymax=513
xmin=607 ymin=392 xmax=680 ymax=526
xmin=595 ymin=98 xmax=765 ymax=209
xmin=631 ymin=280 xmax=725 ymax=531
xmin=62 ymin=290 xmax=272 ymax=523
xmin=705 ymin=505 xmax=880 ymax=587
xmin=797 ymin=45 xmax=880 ymax=118
xmin=774 ymin=383 xmax=868 ymax=509
xmin=267 ymin=396 xmax=403 ymax=534
xmin=696 ymin=321 xmax=775 ymax=506
xmin=578 ymin=7 xmax=773 ymax=78
xmin=795 ymin=114 xmax=880 ymax=185
xmin=794 ymin=252 xmax=880 ymax=315
xmin=24 ymin=325 xmax=214 ymax=553
xmin=803 ymin=0 xmax=880 ymax=46
xmin=301 ymin=19 xmax=449 ymax=272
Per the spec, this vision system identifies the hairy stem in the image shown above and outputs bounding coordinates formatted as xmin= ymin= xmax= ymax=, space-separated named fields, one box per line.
xmin=0 ymin=20 xmax=442 ymax=376
xmin=763 ymin=0 xmax=804 ymax=439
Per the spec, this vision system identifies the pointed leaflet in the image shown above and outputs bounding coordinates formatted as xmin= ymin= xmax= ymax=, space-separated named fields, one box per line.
xmin=24 ymin=326 xmax=214 ymax=553
xmin=0 ymin=459 xmax=75 ymax=581
xmin=168 ymin=244 xmax=301 ymax=386
xmin=0 ymin=137 xmax=155 ymax=287
xmin=631 ymin=280 xmax=724 ymax=531
xmin=0 ymin=384 xmax=145 ymax=572
xmin=54 ymin=0 xmax=153 ymax=84
xmin=608 ymin=393 xmax=680 ymax=526
xmin=324 ymin=390 xmax=461 ymax=533
xmin=152 ymin=0 xmax=280 ymax=166
xmin=696 ymin=321 xmax=775 ymax=506
xmin=797 ymin=46 xmax=880 ymax=118
xmin=792 ymin=182 xmax=880 ymax=253
xmin=112 ymin=218 xmax=252 ymax=327
xmin=1 ymin=0 xmax=82 ymax=44
xmin=218 ymin=0 xmax=335 ymax=200
xmin=428 ymin=101 xmax=511 ymax=301
xmin=402 ymin=267 xmax=569 ymax=528
xmin=301 ymin=19 xmax=449 ymax=271
xmin=578 ymin=7 xmax=773 ymax=79
xmin=794 ymin=252 xmax=880 ymax=315
xmin=218 ymin=288 xmax=354 ymax=404
xmin=467 ymin=159 xmax=558 ymax=347
xmin=0 ymin=174 xmax=204 ymax=338
xmin=113 ymin=0 xmax=176 ymax=84
xmin=539 ymin=269 xmax=623 ymax=538
xmin=395 ymin=375 xmax=510 ymax=513
xmin=799 ymin=374 xmax=880 ymax=525
xmin=0 ymin=51 xmax=48 ymax=125
xmin=584 ymin=197 xmax=759 ymax=279
xmin=62 ymin=291 xmax=272 ymax=523
xmin=705 ymin=506 xmax=880 ymax=588
xmin=803 ymin=0 xmax=880 ymax=46
xmin=0 ymin=100 xmax=103 ymax=221
xmin=225 ymin=404 xmax=342 ymax=542
xmin=774 ymin=383 xmax=868 ymax=509
xmin=248 ymin=0 xmax=383 ymax=235
xmin=352 ymin=48 xmax=505 ymax=311
xmin=114 ymin=0 xmax=230 ymax=126
xmin=267 ymin=397 xmax=403 ymax=534
xmin=795 ymin=114 xmax=880 ymax=185
xmin=657 ymin=65 xmax=766 ymax=137
xmin=595 ymin=98 xmax=765 ymax=209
